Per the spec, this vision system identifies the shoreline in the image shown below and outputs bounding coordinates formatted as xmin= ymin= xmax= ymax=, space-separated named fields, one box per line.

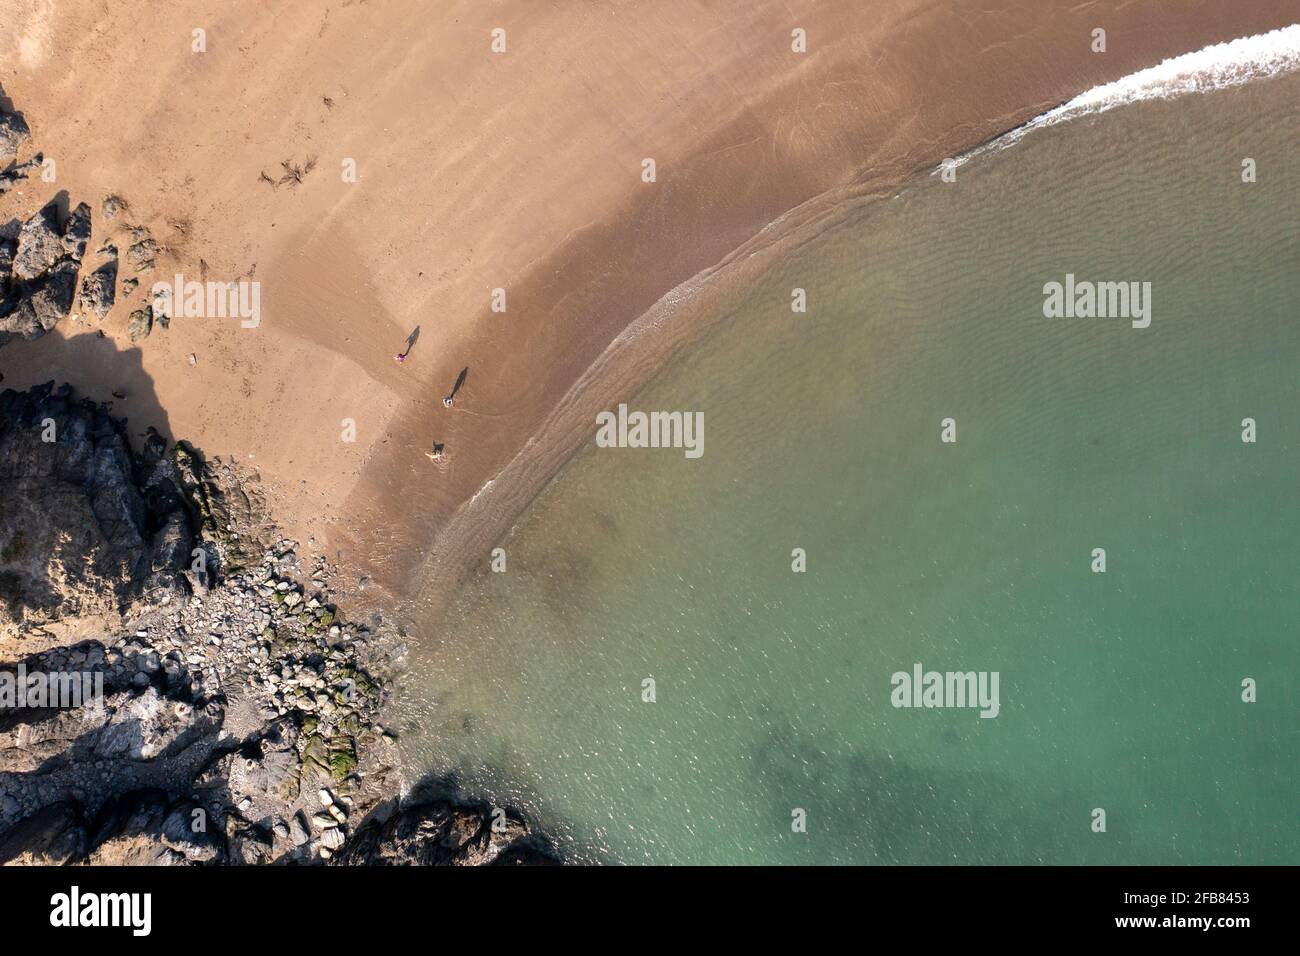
xmin=401 ymin=16 xmax=1300 ymax=619
xmin=396 ymin=64 xmax=1300 ymax=865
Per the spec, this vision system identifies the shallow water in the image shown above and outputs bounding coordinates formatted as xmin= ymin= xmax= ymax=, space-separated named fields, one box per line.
xmin=400 ymin=71 xmax=1300 ymax=864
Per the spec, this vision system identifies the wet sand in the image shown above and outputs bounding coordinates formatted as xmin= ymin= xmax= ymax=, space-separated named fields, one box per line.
xmin=1 ymin=0 xmax=1297 ymax=611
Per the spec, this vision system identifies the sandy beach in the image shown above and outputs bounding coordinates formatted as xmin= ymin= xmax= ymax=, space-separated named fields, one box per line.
xmin=2 ymin=0 xmax=1297 ymax=611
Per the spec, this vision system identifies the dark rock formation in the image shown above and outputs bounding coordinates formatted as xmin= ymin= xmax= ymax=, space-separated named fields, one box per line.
xmin=0 ymin=802 xmax=86 ymax=865
xmin=13 ymin=202 xmax=66 ymax=280
xmin=101 ymin=194 xmax=126 ymax=222
xmin=0 ymin=97 xmax=94 ymax=345
xmin=0 ymin=239 xmax=16 ymax=318
xmin=332 ymin=798 xmax=560 ymax=866
xmin=0 ymin=786 xmax=562 ymax=866
xmin=86 ymin=790 xmax=223 ymax=865
xmin=0 ymin=789 xmax=225 ymax=866
xmin=0 ymin=110 xmax=28 ymax=161
xmin=0 ymin=383 xmax=558 ymax=866
xmin=76 ymin=245 xmax=118 ymax=319
xmin=0 ymin=382 xmax=194 ymax=640
xmin=126 ymin=233 xmax=158 ymax=275
xmin=0 ymin=201 xmax=93 ymax=345
xmin=0 ymin=153 xmax=43 ymax=196
xmin=126 ymin=305 xmax=153 ymax=341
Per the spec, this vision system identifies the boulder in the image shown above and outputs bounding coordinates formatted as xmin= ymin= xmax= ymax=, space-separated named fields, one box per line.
xmin=7 ymin=260 xmax=79 ymax=338
xmin=12 ymin=203 xmax=63 ymax=281
xmin=1 ymin=201 xmax=93 ymax=343
xmin=101 ymin=195 xmax=126 ymax=221
xmin=127 ymin=305 xmax=153 ymax=342
xmin=60 ymin=202 xmax=92 ymax=262
xmin=331 ymin=799 xmax=559 ymax=866
xmin=92 ymin=689 xmax=222 ymax=763
xmin=0 ymin=112 xmax=29 ymax=161
xmin=126 ymin=236 xmax=158 ymax=274
xmin=76 ymin=247 xmax=117 ymax=319
xmin=225 ymin=816 xmax=273 ymax=865
xmin=289 ymin=811 xmax=311 ymax=847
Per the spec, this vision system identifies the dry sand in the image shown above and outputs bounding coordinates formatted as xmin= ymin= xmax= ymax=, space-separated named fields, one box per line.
xmin=2 ymin=0 xmax=1297 ymax=613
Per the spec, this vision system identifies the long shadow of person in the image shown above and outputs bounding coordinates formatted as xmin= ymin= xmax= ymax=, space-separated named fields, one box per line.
xmin=442 ymin=366 xmax=468 ymax=407
xmin=395 ymin=325 xmax=421 ymax=362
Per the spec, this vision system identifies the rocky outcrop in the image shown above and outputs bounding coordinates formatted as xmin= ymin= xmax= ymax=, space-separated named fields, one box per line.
xmin=0 ymin=788 xmax=562 ymax=866
xmin=0 ymin=201 xmax=92 ymax=346
xmin=333 ymin=799 xmax=559 ymax=866
xmin=0 ymin=549 xmax=394 ymax=867
xmin=0 ymin=383 xmax=557 ymax=865
xmin=84 ymin=790 xmax=224 ymax=865
xmin=1 ymin=96 xmax=96 ymax=346
xmin=0 ymin=528 xmax=503 ymax=865
xmin=0 ymin=790 xmax=239 ymax=866
xmin=0 ymin=383 xmax=193 ymax=642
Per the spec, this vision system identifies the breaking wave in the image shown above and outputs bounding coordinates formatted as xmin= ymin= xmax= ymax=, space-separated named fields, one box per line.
xmin=941 ymin=23 xmax=1300 ymax=170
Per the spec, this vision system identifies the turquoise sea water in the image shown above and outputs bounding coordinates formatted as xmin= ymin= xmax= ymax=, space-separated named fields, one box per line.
xmin=402 ymin=72 xmax=1299 ymax=864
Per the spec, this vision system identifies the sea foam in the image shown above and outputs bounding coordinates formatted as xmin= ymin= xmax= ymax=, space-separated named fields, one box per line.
xmin=941 ymin=23 xmax=1300 ymax=170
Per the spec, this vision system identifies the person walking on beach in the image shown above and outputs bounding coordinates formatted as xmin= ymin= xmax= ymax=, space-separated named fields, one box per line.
xmin=395 ymin=326 xmax=421 ymax=363
xmin=443 ymin=366 xmax=469 ymax=407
